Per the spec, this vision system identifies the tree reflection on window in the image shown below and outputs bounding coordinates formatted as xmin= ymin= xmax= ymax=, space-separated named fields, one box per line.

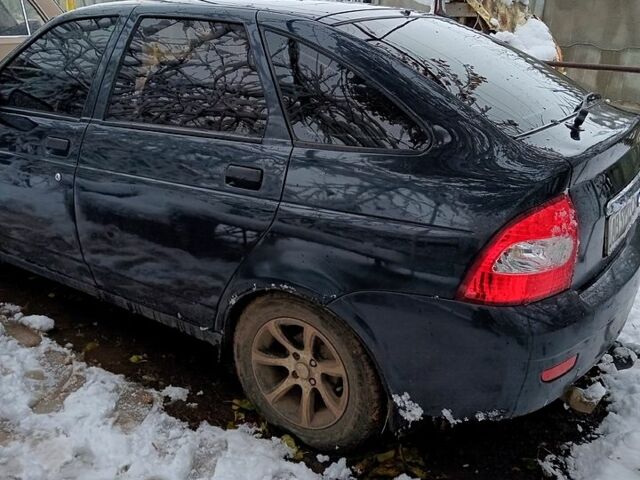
xmin=266 ymin=32 xmax=429 ymax=150
xmin=107 ymin=18 xmax=268 ymax=137
xmin=337 ymin=18 xmax=585 ymax=137
xmin=0 ymin=17 xmax=117 ymax=116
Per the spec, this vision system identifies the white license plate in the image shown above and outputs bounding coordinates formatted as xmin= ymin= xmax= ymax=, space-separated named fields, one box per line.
xmin=605 ymin=182 xmax=640 ymax=255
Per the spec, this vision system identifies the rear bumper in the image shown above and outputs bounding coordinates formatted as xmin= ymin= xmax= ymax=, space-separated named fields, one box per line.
xmin=327 ymin=222 xmax=640 ymax=426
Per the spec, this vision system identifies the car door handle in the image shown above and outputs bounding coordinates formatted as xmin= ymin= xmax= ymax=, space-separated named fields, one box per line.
xmin=225 ymin=164 xmax=263 ymax=191
xmin=45 ymin=136 xmax=71 ymax=156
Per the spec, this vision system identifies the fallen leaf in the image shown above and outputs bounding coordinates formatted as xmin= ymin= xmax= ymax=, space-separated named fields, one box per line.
xmin=281 ymin=434 xmax=304 ymax=460
xmin=129 ymin=354 xmax=147 ymax=364
xmin=232 ymin=398 xmax=255 ymax=411
xmin=375 ymin=450 xmax=396 ymax=463
xmin=368 ymin=464 xmax=403 ymax=477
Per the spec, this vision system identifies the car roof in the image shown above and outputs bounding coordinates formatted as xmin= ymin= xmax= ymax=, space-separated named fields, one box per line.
xmin=69 ymin=0 xmax=424 ymax=25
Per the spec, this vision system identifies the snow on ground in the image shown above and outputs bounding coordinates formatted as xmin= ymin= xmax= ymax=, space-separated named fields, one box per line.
xmin=0 ymin=304 xmax=352 ymax=480
xmin=3 ymin=289 xmax=640 ymax=480
xmin=493 ymin=17 xmax=558 ymax=61
xmin=160 ymin=385 xmax=190 ymax=403
xmin=17 ymin=314 xmax=55 ymax=332
xmin=561 ymin=297 xmax=640 ymax=480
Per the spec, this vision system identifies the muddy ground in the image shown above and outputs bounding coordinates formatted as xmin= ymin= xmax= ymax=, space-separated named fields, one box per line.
xmin=0 ymin=262 xmax=605 ymax=479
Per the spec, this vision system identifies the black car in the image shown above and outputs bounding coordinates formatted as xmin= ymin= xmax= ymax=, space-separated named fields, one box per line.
xmin=1 ymin=0 xmax=639 ymax=450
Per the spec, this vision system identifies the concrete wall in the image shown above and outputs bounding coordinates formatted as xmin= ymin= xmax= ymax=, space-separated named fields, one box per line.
xmin=532 ymin=0 xmax=639 ymax=106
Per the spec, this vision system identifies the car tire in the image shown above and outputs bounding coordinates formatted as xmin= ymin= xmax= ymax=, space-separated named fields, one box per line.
xmin=233 ymin=293 xmax=384 ymax=451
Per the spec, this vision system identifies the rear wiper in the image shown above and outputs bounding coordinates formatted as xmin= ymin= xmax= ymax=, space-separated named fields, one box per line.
xmin=566 ymin=92 xmax=602 ymax=139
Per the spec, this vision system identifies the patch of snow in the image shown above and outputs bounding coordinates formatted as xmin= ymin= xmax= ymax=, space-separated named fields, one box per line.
xmin=0 ymin=306 xmax=352 ymax=479
xmin=441 ymin=408 xmax=462 ymax=426
xmin=583 ymin=381 xmax=607 ymax=404
xmin=539 ymin=454 xmax=567 ymax=479
xmin=613 ymin=345 xmax=638 ymax=365
xmin=1 ymin=302 xmax=22 ymax=315
xmin=160 ymin=385 xmax=189 ymax=402
xmin=321 ymin=457 xmax=352 ymax=480
xmin=18 ymin=314 xmax=55 ymax=332
xmin=474 ymin=410 xmax=502 ymax=422
xmin=562 ymin=294 xmax=640 ymax=480
xmin=598 ymin=353 xmax=618 ymax=374
xmin=1 ymin=304 xmax=54 ymax=332
xmin=316 ymin=454 xmax=330 ymax=463
xmin=493 ymin=18 xmax=557 ymax=61
xmin=279 ymin=284 xmax=297 ymax=294
xmin=392 ymin=392 xmax=424 ymax=425
xmin=394 ymin=475 xmax=419 ymax=480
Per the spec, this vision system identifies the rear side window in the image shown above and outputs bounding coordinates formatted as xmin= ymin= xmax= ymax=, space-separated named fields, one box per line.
xmin=0 ymin=17 xmax=117 ymax=116
xmin=338 ymin=17 xmax=585 ymax=137
xmin=106 ymin=18 xmax=268 ymax=137
xmin=264 ymin=31 xmax=429 ymax=150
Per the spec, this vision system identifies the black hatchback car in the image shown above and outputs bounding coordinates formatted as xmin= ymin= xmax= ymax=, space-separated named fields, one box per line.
xmin=1 ymin=0 xmax=639 ymax=450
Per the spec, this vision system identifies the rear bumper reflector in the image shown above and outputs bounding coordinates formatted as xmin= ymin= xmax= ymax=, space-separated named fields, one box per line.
xmin=541 ymin=354 xmax=578 ymax=382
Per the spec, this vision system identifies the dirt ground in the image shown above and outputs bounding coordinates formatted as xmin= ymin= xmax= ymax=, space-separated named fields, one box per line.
xmin=0 ymin=262 xmax=606 ymax=479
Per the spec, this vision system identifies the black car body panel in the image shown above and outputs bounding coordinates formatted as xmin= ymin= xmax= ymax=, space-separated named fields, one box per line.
xmin=0 ymin=0 xmax=639 ymax=432
xmin=328 ymin=220 xmax=640 ymax=420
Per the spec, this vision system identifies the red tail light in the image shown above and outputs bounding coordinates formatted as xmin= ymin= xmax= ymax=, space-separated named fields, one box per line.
xmin=457 ymin=195 xmax=578 ymax=305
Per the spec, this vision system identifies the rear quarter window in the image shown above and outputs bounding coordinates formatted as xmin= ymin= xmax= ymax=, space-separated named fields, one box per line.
xmin=264 ymin=31 xmax=429 ymax=151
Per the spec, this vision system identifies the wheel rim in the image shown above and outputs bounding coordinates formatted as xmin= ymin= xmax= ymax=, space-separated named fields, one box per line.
xmin=251 ymin=317 xmax=349 ymax=429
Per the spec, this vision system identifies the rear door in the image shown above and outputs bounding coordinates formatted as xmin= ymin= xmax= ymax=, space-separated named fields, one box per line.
xmin=75 ymin=6 xmax=291 ymax=326
xmin=0 ymin=14 xmax=120 ymax=282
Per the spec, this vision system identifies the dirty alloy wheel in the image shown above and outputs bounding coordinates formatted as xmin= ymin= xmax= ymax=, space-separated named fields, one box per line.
xmin=233 ymin=293 xmax=384 ymax=451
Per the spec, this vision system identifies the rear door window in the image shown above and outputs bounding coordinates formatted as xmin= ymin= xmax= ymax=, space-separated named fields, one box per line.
xmin=0 ymin=17 xmax=118 ymax=116
xmin=338 ymin=17 xmax=585 ymax=137
xmin=264 ymin=31 xmax=429 ymax=151
xmin=106 ymin=18 xmax=268 ymax=137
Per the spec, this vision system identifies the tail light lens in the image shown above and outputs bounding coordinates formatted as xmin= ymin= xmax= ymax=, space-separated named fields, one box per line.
xmin=457 ymin=195 xmax=578 ymax=305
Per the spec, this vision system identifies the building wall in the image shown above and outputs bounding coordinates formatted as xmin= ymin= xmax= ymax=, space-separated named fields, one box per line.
xmin=536 ymin=0 xmax=640 ymax=106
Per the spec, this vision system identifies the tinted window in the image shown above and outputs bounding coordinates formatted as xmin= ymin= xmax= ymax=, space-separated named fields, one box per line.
xmin=107 ymin=18 xmax=268 ymax=137
xmin=338 ymin=17 xmax=585 ymax=137
xmin=0 ymin=0 xmax=28 ymax=36
xmin=0 ymin=17 xmax=117 ymax=116
xmin=265 ymin=32 xmax=429 ymax=150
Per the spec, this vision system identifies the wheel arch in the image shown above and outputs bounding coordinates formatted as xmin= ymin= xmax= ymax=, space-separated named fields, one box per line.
xmin=216 ymin=283 xmax=395 ymax=430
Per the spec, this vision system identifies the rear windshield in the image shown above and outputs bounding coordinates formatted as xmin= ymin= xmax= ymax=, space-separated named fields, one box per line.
xmin=337 ymin=17 xmax=585 ymax=137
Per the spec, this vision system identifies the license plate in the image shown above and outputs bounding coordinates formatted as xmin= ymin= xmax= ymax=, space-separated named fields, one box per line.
xmin=605 ymin=177 xmax=640 ymax=256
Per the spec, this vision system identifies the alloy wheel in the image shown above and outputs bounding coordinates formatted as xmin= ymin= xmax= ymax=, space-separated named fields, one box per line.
xmin=251 ymin=317 xmax=349 ymax=429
